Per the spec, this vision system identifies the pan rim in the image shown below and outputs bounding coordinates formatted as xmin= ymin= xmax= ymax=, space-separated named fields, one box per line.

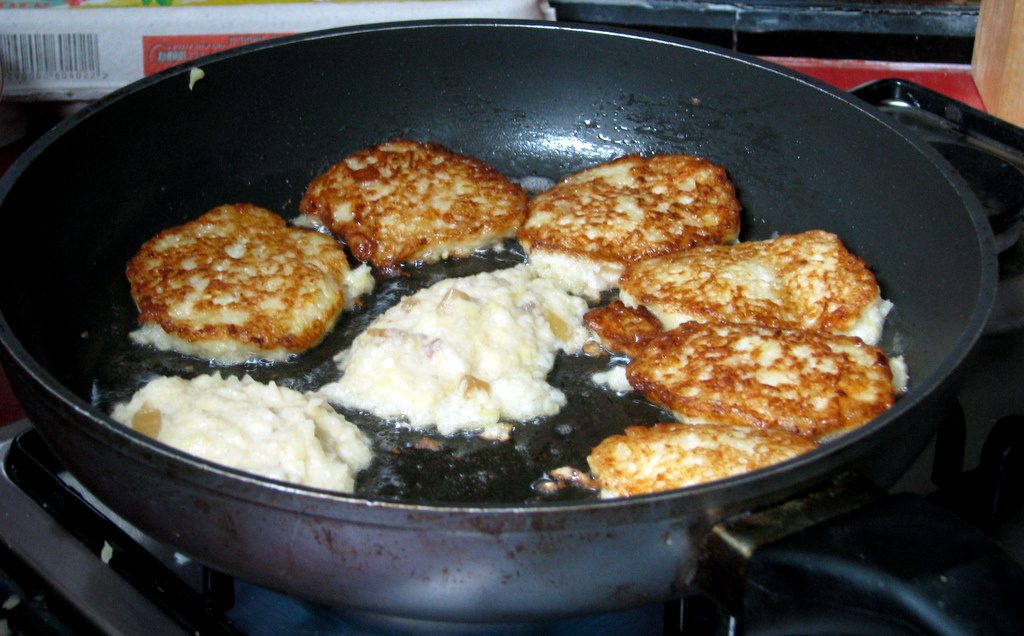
xmin=0 ymin=19 xmax=998 ymax=518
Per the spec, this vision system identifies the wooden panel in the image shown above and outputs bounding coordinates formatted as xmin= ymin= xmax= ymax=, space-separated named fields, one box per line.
xmin=973 ymin=0 xmax=1024 ymax=126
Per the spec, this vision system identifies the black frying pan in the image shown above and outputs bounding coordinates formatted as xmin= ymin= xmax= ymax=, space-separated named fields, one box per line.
xmin=0 ymin=20 xmax=1020 ymax=632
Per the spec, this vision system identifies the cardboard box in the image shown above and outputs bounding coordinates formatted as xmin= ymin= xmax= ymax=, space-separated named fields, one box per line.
xmin=0 ymin=1 xmax=553 ymax=101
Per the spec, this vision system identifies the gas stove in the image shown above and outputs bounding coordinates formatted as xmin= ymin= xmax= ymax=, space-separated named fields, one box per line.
xmin=0 ymin=78 xmax=1022 ymax=635
xmin=855 ymin=78 xmax=1024 ymax=582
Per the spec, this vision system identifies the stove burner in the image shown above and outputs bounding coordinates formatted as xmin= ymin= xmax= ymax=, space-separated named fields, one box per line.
xmin=930 ymin=141 xmax=1024 ymax=332
xmin=851 ymin=79 xmax=1024 ymax=333
xmin=1 ymin=429 xmax=241 ymax=635
xmin=932 ymin=142 xmax=1024 ymax=254
xmin=991 ymin=235 xmax=1024 ymax=333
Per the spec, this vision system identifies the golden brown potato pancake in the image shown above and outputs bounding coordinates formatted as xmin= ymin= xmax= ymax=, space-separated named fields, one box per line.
xmin=620 ymin=230 xmax=890 ymax=344
xmin=519 ymin=153 xmax=740 ymax=297
xmin=626 ymin=321 xmax=895 ymax=439
xmin=588 ymin=422 xmax=816 ymax=498
xmin=127 ymin=203 xmax=352 ymax=363
xmin=300 ymin=140 xmax=527 ymax=275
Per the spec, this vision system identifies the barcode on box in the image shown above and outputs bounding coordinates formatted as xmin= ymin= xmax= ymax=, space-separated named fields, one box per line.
xmin=1 ymin=33 xmax=101 ymax=81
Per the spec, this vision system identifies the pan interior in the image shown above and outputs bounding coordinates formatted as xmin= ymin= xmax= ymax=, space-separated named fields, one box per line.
xmin=0 ymin=23 xmax=990 ymax=505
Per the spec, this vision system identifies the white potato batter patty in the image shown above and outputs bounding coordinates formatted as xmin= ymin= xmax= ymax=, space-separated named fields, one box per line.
xmin=318 ymin=264 xmax=590 ymax=436
xmin=111 ymin=374 xmax=373 ymax=493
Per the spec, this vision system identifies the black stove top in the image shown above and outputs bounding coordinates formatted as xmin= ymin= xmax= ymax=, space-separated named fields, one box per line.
xmin=850 ymin=77 xmax=1024 ymax=563
xmin=1 ymin=79 xmax=1023 ymax=636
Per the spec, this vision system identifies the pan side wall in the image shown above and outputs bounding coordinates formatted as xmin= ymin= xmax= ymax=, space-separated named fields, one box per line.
xmin=0 ymin=333 xmax=958 ymax=620
xmin=9 ymin=370 xmax=698 ymax=620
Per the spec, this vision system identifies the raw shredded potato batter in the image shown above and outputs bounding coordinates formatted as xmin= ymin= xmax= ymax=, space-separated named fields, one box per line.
xmin=318 ymin=264 xmax=590 ymax=436
xmin=111 ymin=374 xmax=372 ymax=492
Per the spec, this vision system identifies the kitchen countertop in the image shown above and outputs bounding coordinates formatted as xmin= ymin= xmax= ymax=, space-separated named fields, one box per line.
xmin=0 ymin=56 xmax=988 ymax=426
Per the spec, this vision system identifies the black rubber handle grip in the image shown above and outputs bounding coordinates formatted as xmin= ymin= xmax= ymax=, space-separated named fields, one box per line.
xmin=741 ymin=493 xmax=1024 ymax=635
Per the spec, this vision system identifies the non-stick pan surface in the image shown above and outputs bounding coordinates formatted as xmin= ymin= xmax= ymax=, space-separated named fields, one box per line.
xmin=0 ymin=20 xmax=996 ymax=619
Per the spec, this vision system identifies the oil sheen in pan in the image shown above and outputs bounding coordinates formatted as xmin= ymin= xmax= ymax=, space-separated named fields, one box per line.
xmin=83 ymin=239 xmax=672 ymax=505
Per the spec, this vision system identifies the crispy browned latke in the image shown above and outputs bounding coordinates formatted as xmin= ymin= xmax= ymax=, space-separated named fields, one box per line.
xmin=626 ymin=322 xmax=895 ymax=440
xmin=126 ymin=203 xmax=351 ymax=362
xmin=299 ymin=140 xmax=527 ymax=274
xmin=620 ymin=230 xmax=886 ymax=342
xmin=519 ymin=154 xmax=741 ymax=266
xmin=587 ymin=422 xmax=816 ymax=497
xmin=583 ymin=300 xmax=663 ymax=358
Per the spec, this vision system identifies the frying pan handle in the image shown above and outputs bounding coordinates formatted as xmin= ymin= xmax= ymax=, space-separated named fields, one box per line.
xmin=697 ymin=474 xmax=1024 ymax=635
